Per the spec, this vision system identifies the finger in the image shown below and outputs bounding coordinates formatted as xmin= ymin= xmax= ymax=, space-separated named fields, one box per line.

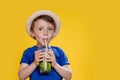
xmin=45 ymin=56 xmax=51 ymax=59
xmin=35 ymin=53 xmax=45 ymax=59
xmin=39 ymin=52 xmax=45 ymax=55
xmin=48 ymin=52 xmax=54 ymax=57
xmin=46 ymin=59 xmax=52 ymax=62
xmin=48 ymin=49 xmax=53 ymax=53
xmin=47 ymin=49 xmax=53 ymax=54
xmin=35 ymin=52 xmax=44 ymax=56
xmin=38 ymin=58 xmax=44 ymax=62
xmin=39 ymin=54 xmax=45 ymax=59
xmin=35 ymin=50 xmax=42 ymax=53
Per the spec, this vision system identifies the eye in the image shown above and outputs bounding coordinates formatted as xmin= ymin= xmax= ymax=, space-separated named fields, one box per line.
xmin=38 ymin=28 xmax=42 ymax=31
xmin=48 ymin=28 xmax=53 ymax=31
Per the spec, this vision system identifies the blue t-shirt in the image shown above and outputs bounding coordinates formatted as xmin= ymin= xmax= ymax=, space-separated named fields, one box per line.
xmin=20 ymin=46 xmax=70 ymax=80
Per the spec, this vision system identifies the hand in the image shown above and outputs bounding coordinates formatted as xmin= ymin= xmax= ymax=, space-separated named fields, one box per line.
xmin=45 ymin=49 xmax=58 ymax=68
xmin=33 ymin=50 xmax=45 ymax=66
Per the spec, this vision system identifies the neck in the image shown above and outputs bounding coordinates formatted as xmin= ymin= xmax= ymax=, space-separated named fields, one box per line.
xmin=36 ymin=41 xmax=50 ymax=48
xmin=37 ymin=42 xmax=44 ymax=48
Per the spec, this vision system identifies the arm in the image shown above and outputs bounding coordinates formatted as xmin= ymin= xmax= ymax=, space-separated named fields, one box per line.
xmin=18 ymin=50 xmax=45 ymax=80
xmin=53 ymin=64 xmax=72 ymax=80
xmin=46 ymin=50 xmax=72 ymax=80
xmin=18 ymin=62 xmax=37 ymax=80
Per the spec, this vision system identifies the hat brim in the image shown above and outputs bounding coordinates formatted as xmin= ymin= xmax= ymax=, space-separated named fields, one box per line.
xmin=26 ymin=10 xmax=61 ymax=39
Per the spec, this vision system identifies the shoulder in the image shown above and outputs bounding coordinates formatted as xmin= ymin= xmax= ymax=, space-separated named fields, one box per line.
xmin=23 ymin=45 xmax=37 ymax=55
xmin=51 ymin=46 xmax=65 ymax=56
xmin=24 ymin=45 xmax=37 ymax=52
xmin=51 ymin=46 xmax=64 ymax=52
xmin=51 ymin=46 xmax=70 ymax=66
xmin=20 ymin=46 xmax=37 ymax=64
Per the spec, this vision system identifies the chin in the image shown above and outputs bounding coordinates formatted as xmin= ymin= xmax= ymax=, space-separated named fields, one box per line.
xmin=37 ymin=41 xmax=43 ymax=46
xmin=40 ymin=42 xmax=45 ymax=46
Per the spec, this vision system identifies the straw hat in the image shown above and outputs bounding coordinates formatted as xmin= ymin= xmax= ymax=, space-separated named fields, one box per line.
xmin=26 ymin=10 xmax=61 ymax=38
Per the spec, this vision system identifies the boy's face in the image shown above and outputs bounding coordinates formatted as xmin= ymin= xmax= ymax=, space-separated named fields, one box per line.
xmin=31 ymin=19 xmax=55 ymax=46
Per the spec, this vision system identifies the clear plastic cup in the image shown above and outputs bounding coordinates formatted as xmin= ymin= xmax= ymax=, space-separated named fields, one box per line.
xmin=38 ymin=46 xmax=51 ymax=74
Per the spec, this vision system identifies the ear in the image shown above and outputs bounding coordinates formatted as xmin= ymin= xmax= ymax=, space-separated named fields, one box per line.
xmin=30 ymin=30 xmax=35 ymax=38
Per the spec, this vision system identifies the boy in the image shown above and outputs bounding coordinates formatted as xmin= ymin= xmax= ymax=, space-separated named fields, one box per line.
xmin=18 ymin=10 xmax=72 ymax=80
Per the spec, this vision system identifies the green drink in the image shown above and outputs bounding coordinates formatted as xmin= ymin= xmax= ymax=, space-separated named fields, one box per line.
xmin=39 ymin=53 xmax=51 ymax=74
xmin=39 ymin=39 xmax=51 ymax=74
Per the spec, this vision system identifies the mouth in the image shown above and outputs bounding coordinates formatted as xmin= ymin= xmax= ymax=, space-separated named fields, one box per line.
xmin=43 ymin=38 xmax=48 ymax=41
xmin=43 ymin=38 xmax=49 ymax=46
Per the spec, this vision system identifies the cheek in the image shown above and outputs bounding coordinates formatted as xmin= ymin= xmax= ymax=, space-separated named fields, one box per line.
xmin=51 ymin=32 xmax=54 ymax=36
xmin=34 ymin=33 xmax=42 ymax=38
xmin=48 ymin=33 xmax=53 ymax=37
xmin=38 ymin=34 xmax=43 ymax=38
xmin=49 ymin=33 xmax=54 ymax=38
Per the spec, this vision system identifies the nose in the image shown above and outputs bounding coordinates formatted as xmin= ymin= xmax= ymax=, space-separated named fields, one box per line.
xmin=43 ymin=30 xmax=48 ymax=40
xmin=44 ymin=30 xmax=48 ymax=36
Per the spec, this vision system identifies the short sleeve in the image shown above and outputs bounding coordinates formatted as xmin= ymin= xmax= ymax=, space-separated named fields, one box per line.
xmin=20 ymin=49 xmax=30 ymax=65
xmin=58 ymin=48 xmax=70 ymax=66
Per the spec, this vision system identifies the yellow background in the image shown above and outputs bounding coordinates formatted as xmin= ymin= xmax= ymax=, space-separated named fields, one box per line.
xmin=0 ymin=0 xmax=120 ymax=80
